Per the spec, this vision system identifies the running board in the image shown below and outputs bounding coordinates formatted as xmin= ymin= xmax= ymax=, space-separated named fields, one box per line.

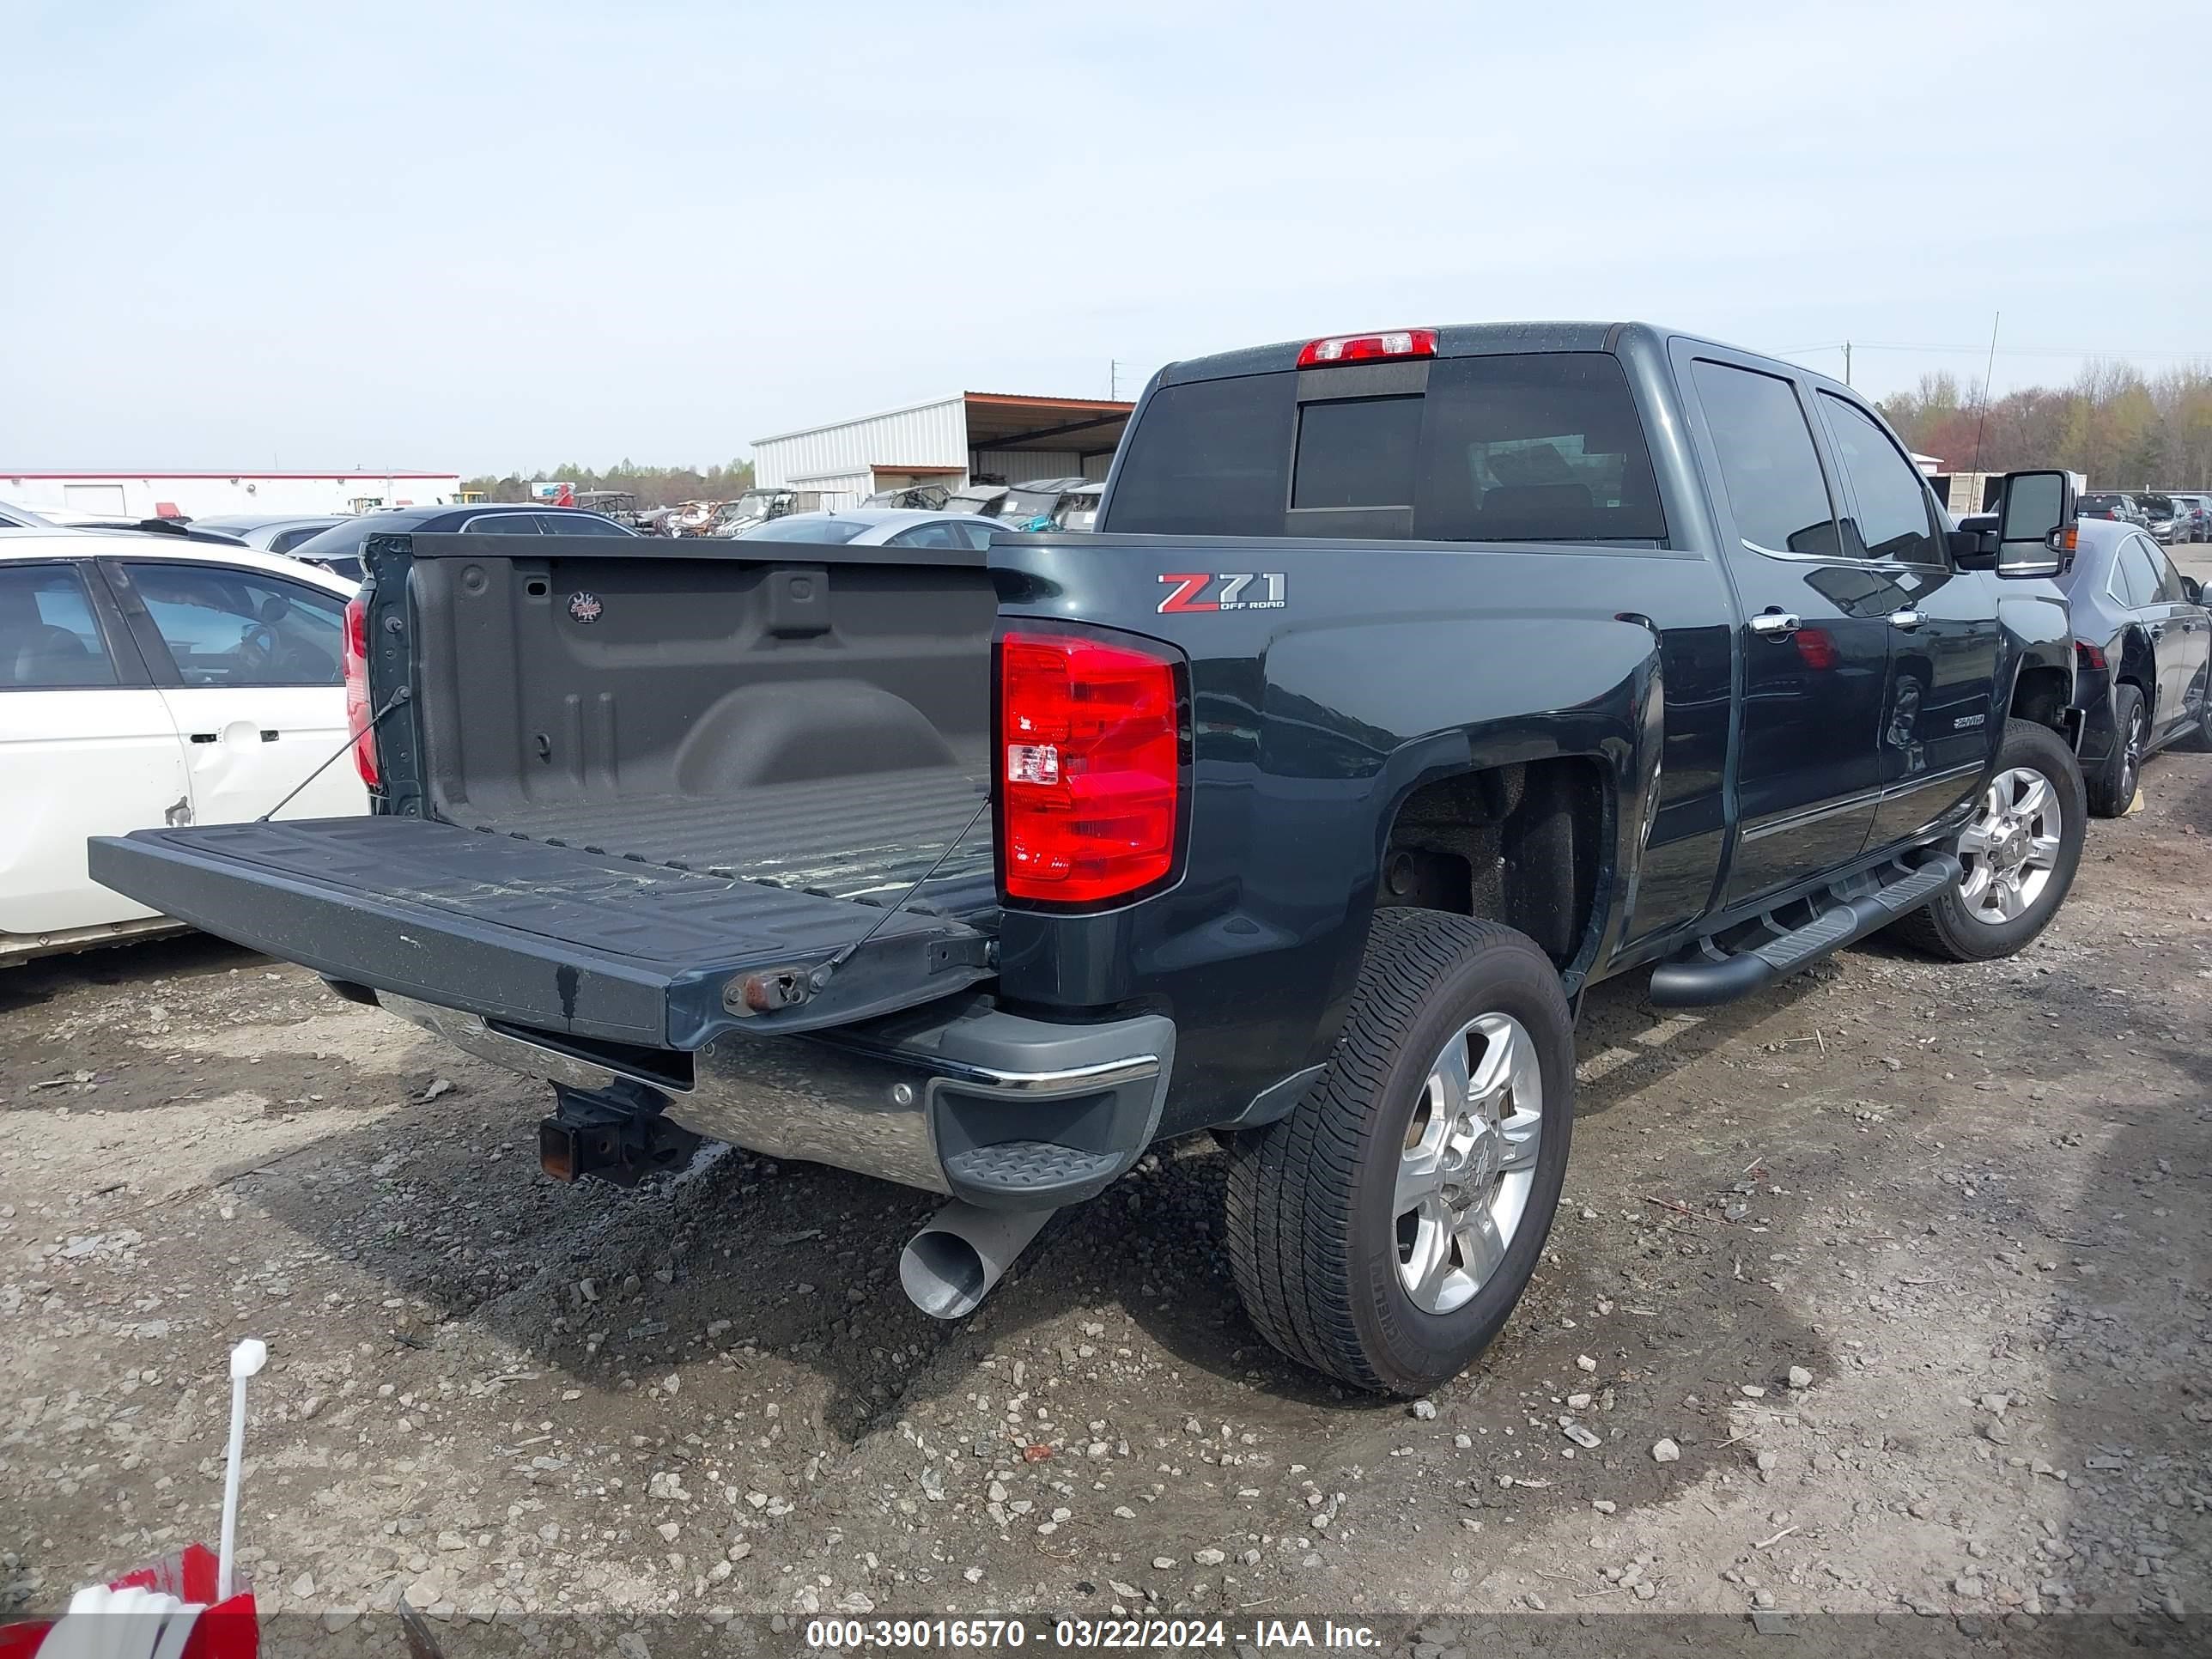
xmin=1648 ymin=853 xmax=1962 ymax=1009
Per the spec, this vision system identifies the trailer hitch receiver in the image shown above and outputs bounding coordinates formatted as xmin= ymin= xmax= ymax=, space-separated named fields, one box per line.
xmin=537 ymin=1079 xmax=701 ymax=1188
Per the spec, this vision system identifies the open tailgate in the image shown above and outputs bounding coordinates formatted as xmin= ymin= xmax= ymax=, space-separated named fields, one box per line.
xmin=88 ymin=817 xmax=992 ymax=1048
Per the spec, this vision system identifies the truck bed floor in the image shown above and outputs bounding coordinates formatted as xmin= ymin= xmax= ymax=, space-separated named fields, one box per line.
xmin=450 ymin=765 xmax=997 ymax=918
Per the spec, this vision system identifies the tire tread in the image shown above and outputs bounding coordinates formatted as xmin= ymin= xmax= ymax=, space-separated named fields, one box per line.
xmin=1224 ymin=909 xmax=1565 ymax=1391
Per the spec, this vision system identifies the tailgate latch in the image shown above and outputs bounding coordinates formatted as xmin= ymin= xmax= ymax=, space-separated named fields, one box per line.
xmin=724 ymin=966 xmax=814 ymax=1017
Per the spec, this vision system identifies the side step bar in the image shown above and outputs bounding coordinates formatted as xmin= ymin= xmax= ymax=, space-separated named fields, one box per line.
xmin=1649 ymin=853 xmax=1962 ymax=1009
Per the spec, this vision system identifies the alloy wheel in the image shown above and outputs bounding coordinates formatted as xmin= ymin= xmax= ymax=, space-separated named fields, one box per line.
xmin=1394 ymin=1012 xmax=1543 ymax=1316
xmin=2121 ymin=705 xmax=2146 ymax=803
xmin=1955 ymin=766 xmax=2064 ymax=924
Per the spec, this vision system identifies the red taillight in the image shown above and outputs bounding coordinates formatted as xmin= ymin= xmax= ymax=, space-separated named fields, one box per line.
xmin=999 ymin=630 xmax=1182 ymax=904
xmin=1297 ymin=328 xmax=1437 ymax=368
xmin=2075 ymin=639 xmax=2107 ymax=671
xmin=343 ymin=592 xmax=380 ymax=787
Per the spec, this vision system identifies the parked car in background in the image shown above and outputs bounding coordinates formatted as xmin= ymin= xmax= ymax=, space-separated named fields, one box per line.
xmin=283 ymin=503 xmax=637 ymax=580
xmin=0 ymin=501 xmax=62 ymax=530
xmin=731 ymin=507 xmax=1003 ymax=549
xmin=2136 ymin=493 xmax=2183 ymax=545
xmin=2053 ymin=517 xmax=2211 ymax=813
xmin=2 ymin=529 xmax=367 ymax=965
xmin=2172 ymin=493 xmax=2211 ymax=542
xmin=992 ymin=477 xmax=1096 ymax=531
xmin=187 ymin=514 xmax=349 ymax=556
xmin=2077 ymin=492 xmax=2146 ymax=526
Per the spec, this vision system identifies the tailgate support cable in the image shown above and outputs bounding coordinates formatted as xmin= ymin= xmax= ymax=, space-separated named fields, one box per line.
xmin=807 ymin=793 xmax=992 ymax=995
xmin=255 ymin=688 xmax=412 ymax=823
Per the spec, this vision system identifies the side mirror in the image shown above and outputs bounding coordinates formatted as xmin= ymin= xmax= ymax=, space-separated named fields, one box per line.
xmin=1947 ymin=526 xmax=1999 ymax=568
xmin=2187 ymin=575 xmax=2204 ymax=605
xmin=1993 ymin=471 xmax=2075 ymax=579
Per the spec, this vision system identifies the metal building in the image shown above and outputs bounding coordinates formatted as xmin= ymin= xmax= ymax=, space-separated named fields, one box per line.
xmin=750 ymin=392 xmax=1133 ymax=511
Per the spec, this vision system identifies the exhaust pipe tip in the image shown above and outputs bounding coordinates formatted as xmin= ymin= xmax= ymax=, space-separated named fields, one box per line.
xmin=899 ymin=1200 xmax=1057 ymax=1321
xmin=901 ymin=1228 xmax=992 ymax=1320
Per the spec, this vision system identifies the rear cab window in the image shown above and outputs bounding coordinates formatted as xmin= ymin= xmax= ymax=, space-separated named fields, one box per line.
xmin=1105 ymin=352 xmax=1666 ymax=544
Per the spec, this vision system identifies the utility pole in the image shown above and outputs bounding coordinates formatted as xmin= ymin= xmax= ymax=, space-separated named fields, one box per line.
xmin=1842 ymin=342 xmax=1851 ymax=386
xmin=1109 ymin=360 xmax=1121 ymax=400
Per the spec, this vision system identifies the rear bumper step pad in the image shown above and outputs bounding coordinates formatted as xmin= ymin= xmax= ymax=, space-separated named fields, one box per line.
xmin=1648 ymin=853 xmax=1962 ymax=1009
xmin=88 ymin=817 xmax=990 ymax=1048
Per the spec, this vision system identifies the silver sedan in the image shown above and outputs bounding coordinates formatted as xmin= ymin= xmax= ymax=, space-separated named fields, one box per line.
xmin=731 ymin=508 xmax=1004 ymax=550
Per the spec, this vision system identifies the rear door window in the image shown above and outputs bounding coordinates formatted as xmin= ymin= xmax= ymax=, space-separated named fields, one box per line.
xmin=1817 ymin=393 xmax=1942 ymax=563
xmin=1106 ymin=351 xmax=1664 ymax=542
xmin=2153 ymin=546 xmax=2191 ymax=603
xmin=2113 ymin=538 xmax=2164 ymax=608
xmin=1690 ymin=362 xmax=1842 ymax=559
xmin=0 ymin=563 xmax=119 ymax=687
xmin=463 ymin=513 xmax=545 ymax=535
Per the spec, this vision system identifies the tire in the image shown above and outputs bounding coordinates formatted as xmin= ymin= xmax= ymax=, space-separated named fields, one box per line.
xmin=2086 ymin=682 xmax=2146 ymax=817
xmin=1223 ymin=908 xmax=1574 ymax=1395
xmin=2182 ymin=672 xmax=2212 ymax=753
xmin=1889 ymin=718 xmax=2087 ymax=963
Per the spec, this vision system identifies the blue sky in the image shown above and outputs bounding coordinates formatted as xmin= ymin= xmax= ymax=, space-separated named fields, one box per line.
xmin=3 ymin=0 xmax=2206 ymax=472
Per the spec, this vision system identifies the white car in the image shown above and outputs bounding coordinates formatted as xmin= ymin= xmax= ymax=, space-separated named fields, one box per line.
xmin=1 ymin=530 xmax=368 ymax=965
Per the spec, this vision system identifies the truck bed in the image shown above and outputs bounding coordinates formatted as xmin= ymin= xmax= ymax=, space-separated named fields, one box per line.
xmin=453 ymin=763 xmax=995 ymax=916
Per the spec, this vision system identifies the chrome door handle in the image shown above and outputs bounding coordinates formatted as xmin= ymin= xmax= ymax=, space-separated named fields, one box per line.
xmin=1889 ymin=609 xmax=1923 ymax=629
xmin=1748 ymin=611 xmax=1802 ymax=638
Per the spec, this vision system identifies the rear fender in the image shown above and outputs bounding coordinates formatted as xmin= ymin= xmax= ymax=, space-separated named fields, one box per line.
xmin=1311 ymin=612 xmax=1662 ymax=1003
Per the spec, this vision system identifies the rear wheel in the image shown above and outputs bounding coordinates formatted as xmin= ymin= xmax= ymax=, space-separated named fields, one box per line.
xmin=1891 ymin=719 xmax=2086 ymax=963
xmin=2087 ymin=683 xmax=2146 ymax=817
xmin=1224 ymin=909 xmax=1574 ymax=1395
xmin=2182 ymin=672 xmax=2212 ymax=752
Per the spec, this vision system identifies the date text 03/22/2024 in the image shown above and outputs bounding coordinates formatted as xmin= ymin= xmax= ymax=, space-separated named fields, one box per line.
xmin=803 ymin=1618 xmax=1379 ymax=1650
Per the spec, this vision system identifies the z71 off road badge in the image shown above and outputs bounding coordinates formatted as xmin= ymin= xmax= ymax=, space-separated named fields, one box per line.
xmin=568 ymin=592 xmax=604 ymax=623
xmin=1157 ymin=572 xmax=1286 ymax=613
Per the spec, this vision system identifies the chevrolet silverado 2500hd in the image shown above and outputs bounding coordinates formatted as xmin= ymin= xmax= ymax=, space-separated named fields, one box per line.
xmin=91 ymin=322 xmax=2088 ymax=1395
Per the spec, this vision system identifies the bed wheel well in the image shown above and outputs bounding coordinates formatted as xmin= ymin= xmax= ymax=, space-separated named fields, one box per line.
xmin=1379 ymin=757 xmax=1604 ymax=969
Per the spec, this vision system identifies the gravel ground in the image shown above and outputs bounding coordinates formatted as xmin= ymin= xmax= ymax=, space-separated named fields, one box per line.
xmin=2 ymin=752 xmax=2206 ymax=1651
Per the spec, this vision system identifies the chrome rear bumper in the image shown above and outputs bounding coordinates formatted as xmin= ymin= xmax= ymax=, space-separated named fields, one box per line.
xmin=378 ymin=991 xmax=1174 ymax=1209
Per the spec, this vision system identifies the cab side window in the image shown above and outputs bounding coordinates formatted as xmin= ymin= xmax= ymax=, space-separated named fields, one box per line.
xmin=1690 ymin=361 xmax=1841 ymax=559
xmin=1818 ymin=394 xmax=1942 ymax=564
